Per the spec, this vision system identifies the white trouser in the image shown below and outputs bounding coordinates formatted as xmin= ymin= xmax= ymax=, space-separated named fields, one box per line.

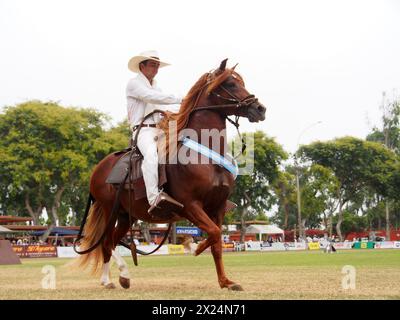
xmin=135 ymin=127 xmax=160 ymax=205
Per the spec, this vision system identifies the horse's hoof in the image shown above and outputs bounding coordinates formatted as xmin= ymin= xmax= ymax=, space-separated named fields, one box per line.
xmin=228 ymin=284 xmax=244 ymax=291
xmin=190 ymin=243 xmax=198 ymax=255
xmin=119 ymin=276 xmax=130 ymax=289
xmin=105 ymin=283 xmax=116 ymax=289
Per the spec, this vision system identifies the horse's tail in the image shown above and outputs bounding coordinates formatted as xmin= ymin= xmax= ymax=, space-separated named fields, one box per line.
xmin=76 ymin=201 xmax=107 ymax=275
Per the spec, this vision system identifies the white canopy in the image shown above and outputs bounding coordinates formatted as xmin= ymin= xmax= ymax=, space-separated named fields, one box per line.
xmin=245 ymin=224 xmax=285 ymax=241
xmin=0 ymin=226 xmax=12 ymax=232
xmin=0 ymin=225 xmax=13 ymax=233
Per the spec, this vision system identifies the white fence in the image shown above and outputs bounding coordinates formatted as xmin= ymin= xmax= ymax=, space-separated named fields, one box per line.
xmin=55 ymin=241 xmax=400 ymax=257
xmin=243 ymin=240 xmax=400 ymax=252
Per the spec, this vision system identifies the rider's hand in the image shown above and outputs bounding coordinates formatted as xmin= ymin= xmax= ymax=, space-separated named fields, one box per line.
xmin=163 ymin=111 xmax=173 ymax=118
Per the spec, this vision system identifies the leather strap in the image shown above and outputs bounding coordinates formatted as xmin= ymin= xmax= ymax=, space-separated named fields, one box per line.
xmin=132 ymin=123 xmax=157 ymax=131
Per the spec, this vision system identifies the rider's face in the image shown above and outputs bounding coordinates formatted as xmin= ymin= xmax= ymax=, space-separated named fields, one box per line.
xmin=140 ymin=60 xmax=160 ymax=83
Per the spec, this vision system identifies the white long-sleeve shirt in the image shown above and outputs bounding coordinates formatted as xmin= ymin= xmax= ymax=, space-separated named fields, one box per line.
xmin=126 ymin=71 xmax=181 ymax=127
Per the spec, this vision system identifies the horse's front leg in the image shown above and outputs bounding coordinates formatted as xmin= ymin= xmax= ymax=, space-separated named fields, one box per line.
xmin=210 ymin=209 xmax=243 ymax=291
xmin=183 ymin=202 xmax=243 ymax=291
xmin=183 ymin=201 xmax=221 ymax=256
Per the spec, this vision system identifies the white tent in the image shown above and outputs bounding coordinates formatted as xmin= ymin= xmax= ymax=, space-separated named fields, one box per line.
xmin=0 ymin=226 xmax=13 ymax=233
xmin=245 ymin=224 xmax=285 ymax=241
xmin=0 ymin=225 xmax=22 ymax=235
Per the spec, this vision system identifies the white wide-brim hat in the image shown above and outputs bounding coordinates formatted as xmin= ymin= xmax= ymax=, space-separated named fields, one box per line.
xmin=128 ymin=50 xmax=170 ymax=73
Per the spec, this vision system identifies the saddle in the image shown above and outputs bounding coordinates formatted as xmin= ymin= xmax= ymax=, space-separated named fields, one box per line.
xmin=105 ymin=148 xmax=167 ymax=201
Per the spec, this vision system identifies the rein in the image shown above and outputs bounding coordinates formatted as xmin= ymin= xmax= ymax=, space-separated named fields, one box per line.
xmin=226 ymin=116 xmax=246 ymax=158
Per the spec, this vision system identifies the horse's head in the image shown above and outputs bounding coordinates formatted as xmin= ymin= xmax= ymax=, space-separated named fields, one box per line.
xmin=158 ymin=60 xmax=267 ymax=146
xmin=196 ymin=59 xmax=266 ymax=123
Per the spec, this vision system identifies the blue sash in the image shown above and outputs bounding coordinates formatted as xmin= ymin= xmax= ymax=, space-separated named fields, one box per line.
xmin=182 ymin=137 xmax=238 ymax=179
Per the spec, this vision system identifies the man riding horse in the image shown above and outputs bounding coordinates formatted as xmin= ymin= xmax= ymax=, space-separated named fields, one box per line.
xmin=75 ymin=56 xmax=266 ymax=291
xmin=126 ymin=50 xmax=183 ymax=214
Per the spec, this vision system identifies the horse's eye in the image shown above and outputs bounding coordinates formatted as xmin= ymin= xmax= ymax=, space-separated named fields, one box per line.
xmin=225 ymin=82 xmax=236 ymax=89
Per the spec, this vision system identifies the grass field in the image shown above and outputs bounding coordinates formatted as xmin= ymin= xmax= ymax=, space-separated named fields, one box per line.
xmin=0 ymin=250 xmax=399 ymax=300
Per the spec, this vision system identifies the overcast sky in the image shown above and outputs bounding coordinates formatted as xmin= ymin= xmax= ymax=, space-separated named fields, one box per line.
xmin=1 ymin=0 xmax=399 ymax=153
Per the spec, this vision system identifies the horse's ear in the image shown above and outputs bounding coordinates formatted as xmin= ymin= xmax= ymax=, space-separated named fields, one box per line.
xmin=219 ymin=58 xmax=228 ymax=71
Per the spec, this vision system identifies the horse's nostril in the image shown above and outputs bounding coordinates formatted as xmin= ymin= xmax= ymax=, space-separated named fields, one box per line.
xmin=258 ymin=105 xmax=265 ymax=113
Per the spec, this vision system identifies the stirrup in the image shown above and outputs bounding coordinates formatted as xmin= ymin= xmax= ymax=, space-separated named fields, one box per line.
xmin=148 ymin=192 xmax=184 ymax=216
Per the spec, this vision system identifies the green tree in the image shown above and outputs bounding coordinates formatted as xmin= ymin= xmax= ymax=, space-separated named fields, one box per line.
xmin=0 ymin=101 xmax=128 ymax=225
xmin=299 ymin=136 xmax=397 ymax=240
xmin=367 ymin=93 xmax=400 ymax=154
xmin=272 ymin=170 xmax=297 ymax=230
xmin=229 ymin=131 xmax=288 ymax=241
xmin=334 ymin=210 xmax=368 ymax=237
xmin=275 ymin=163 xmax=339 ymax=236
xmin=367 ymin=93 xmax=400 ymax=238
xmin=299 ymin=164 xmax=340 ymax=231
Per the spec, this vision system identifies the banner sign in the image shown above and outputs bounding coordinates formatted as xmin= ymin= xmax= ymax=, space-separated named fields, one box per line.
xmin=57 ymin=247 xmax=78 ymax=258
xmin=167 ymin=244 xmax=185 ymax=255
xmin=332 ymin=242 xmax=353 ymax=250
xmin=259 ymin=242 xmax=307 ymax=251
xmin=222 ymin=243 xmax=235 ymax=252
xmin=116 ymin=245 xmax=169 ymax=256
xmin=353 ymin=241 xmax=375 ymax=249
xmin=394 ymin=242 xmax=400 ymax=249
xmin=308 ymin=242 xmax=321 ymax=250
xmin=176 ymin=227 xmax=202 ymax=236
xmin=244 ymin=241 xmax=261 ymax=251
xmin=12 ymin=245 xmax=58 ymax=258
xmin=260 ymin=242 xmax=285 ymax=251
xmin=284 ymin=242 xmax=307 ymax=251
xmin=374 ymin=241 xmax=395 ymax=249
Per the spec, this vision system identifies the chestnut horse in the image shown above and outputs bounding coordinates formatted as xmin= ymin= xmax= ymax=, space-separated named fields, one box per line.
xmin=77 ymin=59 xmax=266 ymax=291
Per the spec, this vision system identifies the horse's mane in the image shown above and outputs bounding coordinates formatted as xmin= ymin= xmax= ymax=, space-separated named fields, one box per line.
xmin=158 ymin=68 xmax=244 ymax=150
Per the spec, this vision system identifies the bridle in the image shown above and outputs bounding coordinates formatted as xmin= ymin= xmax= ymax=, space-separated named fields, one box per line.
xmin=192 ymin=75 xmax=259 ymax=113
xmin=189 ymin=73 xmax=259 ymax=158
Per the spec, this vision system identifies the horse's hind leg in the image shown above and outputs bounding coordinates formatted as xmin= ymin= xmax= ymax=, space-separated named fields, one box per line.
xmin=101 ymin=211 xmax=132 ymax=289
xmin=100 ymin=251 xmax=115 ymax=289
xmin=100 ymin=205 xmax=119 ymax=289
xmin=111 ymin=212 xmax=132 ymax=289
xmin=100 ymin=264 xmax=115 ymax=289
